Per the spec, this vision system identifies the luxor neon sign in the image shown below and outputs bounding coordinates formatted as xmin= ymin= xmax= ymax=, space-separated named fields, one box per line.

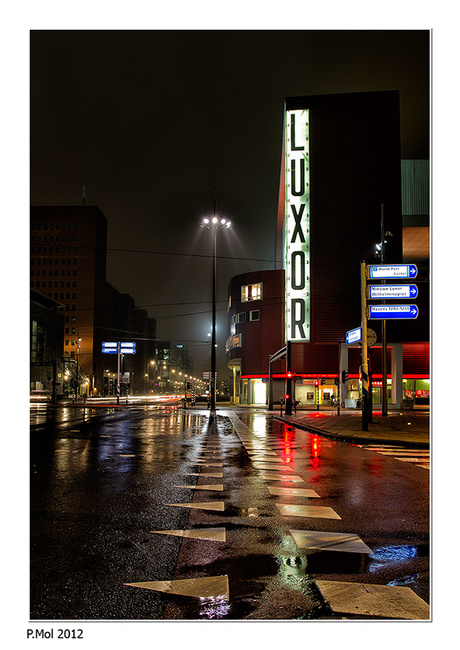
xmin=284 ymin=109 xmax=310 ymax=341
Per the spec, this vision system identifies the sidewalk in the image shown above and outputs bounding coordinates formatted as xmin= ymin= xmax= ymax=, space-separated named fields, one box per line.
xmin=272 ymin=409 xmax=430 ymax=448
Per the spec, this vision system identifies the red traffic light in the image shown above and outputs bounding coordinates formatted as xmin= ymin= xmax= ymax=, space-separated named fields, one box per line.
xmin=314 ymin=381 xmax=319 ymax=387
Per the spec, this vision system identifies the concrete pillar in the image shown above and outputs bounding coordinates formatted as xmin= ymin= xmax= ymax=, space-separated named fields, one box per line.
xmin=391 ymin=343 xmax=403 ymax=407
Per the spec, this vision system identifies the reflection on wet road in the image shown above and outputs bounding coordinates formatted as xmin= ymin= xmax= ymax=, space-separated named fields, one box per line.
xmin=30 ymin=406 xmax=430 ymax=620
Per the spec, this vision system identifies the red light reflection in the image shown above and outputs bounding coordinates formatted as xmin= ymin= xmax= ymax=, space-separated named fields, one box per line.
xmin=281 ymin=426 xmax=294 ymax=463
xmin=310 ymin=435 xmax=321 ymax=468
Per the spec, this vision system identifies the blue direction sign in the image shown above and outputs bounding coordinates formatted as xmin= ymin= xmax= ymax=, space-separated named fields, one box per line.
xmin=367 ymin=264 xmax=418 ymax=279
xmin=369 ymin=305 xmax=419 ymax=320
xmin=120 ymin=342 xmax=136 ymax=354
xmin=102 ymin=342 xmax=117 ymax=354
xmin=346 ymin=327 xmax=362 ymax=345
xmin=368 ymin=284 xmax=418 ymax=299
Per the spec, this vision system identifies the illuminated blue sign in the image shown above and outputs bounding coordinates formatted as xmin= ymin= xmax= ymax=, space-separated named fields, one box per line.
xmin=367 ymin=264 xmax=418 ymax=279
xmin=346 ymin=327 xmax=362 ymax=345
xmin=369 ymin=305 xmax=419 ymax=320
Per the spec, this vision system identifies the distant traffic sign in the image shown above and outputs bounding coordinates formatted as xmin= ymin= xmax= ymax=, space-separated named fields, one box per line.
xmin=367 ymin=264 xmax=418 ymax=279
xmin=102 ymin=341 xmax=137 ymax=354
xmin=368 ymin=284 xmax=418 ymax=299
xmin=346 ymin=327 xmax=362 ymax=345
xmin=102 ymin=342 xmax=117 ymax=354
xmin=120 ymin=342 xmax=136 ymax=354
xmin=369 ymin=305 xmax=419 ymax=320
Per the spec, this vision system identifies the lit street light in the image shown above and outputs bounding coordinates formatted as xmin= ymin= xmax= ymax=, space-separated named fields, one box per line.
xmin=200 ymin=195 xmax=231 ymax=413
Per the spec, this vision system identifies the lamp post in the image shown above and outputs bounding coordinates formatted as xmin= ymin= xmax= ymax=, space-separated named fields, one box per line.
xmin=200 ymin=197 xmax=231 ymax=413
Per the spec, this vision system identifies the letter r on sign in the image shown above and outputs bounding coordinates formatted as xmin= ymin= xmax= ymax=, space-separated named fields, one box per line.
xmin=291 ymin=298 xmax=306 ymax=339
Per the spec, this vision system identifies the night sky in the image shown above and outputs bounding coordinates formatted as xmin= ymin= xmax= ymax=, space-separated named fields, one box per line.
xmin=30 ymin=30 xmax=430 ymax=377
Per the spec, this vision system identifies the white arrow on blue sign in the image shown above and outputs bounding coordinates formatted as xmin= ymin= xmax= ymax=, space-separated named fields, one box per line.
xmin=368 ymin=284 xmax=418 ymax=299
xmin=102 ymin=342 xmax=118 ymax=353
xmin=369 ymin=305 xmax=419 ymax=320
xmin=367 ymin=264 xmax=418 ymax=279
xmin=120 ymin=342 xmax=136 ymax=354
xmin=346 ymin=327 xmax=362 ymax=345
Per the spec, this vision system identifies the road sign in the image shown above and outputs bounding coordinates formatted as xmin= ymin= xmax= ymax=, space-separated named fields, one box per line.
xmin=102 ymin=342 xmax=117 ymax=354
xmin=367 ymin=328 xmax=377 ymax=346
xmin=368 ymin=284 xmax=418 ymax=299
xmin=367 ymin=264 xmax=418 ymax=279
xmin=369 ymin=305 xmax=419 ymax=320
xmin=120 ymin=342 xmax=136 ymax=354
xmin=346 ymin=327 xmax=362 ymax=345
xmin=346 ymin=327 xmax=377 ymax=345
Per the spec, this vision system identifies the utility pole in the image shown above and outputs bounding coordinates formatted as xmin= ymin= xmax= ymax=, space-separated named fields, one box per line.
xmin=210 ymin=190 xmax=217 ymax=414
xmin=380 ymin=203 xmax=388 ymax=416
xmin=285 ymin=341 xmax=293 ymax=415
xmin=117 ymin=342 xmax=121 ymax=405
xmin=361 ymin=261 xmax=369 ymax=431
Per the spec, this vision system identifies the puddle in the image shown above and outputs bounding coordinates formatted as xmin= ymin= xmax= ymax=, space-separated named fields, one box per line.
xmin=370 ymin=544 xmax=417 ymax=560
xmin=367 ymin=544 xmax=428 ymax=573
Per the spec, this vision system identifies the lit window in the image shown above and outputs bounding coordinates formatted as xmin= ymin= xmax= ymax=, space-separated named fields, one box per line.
xmin=241 ymin=283 xmax=262 ymax=302
xmin=226 ymin=333 xmax=242 ymax=352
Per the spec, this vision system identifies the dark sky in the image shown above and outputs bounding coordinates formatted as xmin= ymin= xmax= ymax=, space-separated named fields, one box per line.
xmin=30 ymin=30 xmax=430 ymax=378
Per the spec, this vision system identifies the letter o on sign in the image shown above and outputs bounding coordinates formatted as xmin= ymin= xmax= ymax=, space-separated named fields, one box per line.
xmin=291 ymin=250 xmax=306 ymax=290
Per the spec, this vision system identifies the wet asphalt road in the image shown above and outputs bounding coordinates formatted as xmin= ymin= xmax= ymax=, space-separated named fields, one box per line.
xmin=30 ymin=404 xmax=430 ymax=621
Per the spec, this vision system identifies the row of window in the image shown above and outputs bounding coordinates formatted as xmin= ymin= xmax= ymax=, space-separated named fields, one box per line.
xmin=31 ymin=235 xmax=79 ymax=243
xmin=31 ymin=258 xmax=78 ymax=264
xmin=32 ymin=223 xmax=79 ymax=231
xmin=32 ymin=288 xmax=77 ymax=299
xmin=32 ymin=280 xmax=76 ymax=288
xmin=31 ymin=246 xmax=79 ymax=253
xmin=31 ymin=270 xmax=77 ymax=278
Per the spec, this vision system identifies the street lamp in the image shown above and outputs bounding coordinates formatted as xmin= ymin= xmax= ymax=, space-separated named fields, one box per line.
xmin=200 ymin=200 xmax=231 ymax=413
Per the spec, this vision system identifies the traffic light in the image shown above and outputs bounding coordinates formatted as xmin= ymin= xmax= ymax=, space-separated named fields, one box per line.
xmin=320 ymin=378 xmax=326 ymax=385
xmin=287 ymin=371 xmax=293 ymax=379
xmin=341 ymin=370 xmax=348 ymax=383
xmin=314 ymin=380 xmax=319 ymax=387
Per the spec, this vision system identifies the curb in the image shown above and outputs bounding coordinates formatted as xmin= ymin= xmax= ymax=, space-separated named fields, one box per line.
xmin=272 ymin=415 xmax=430 ymax=449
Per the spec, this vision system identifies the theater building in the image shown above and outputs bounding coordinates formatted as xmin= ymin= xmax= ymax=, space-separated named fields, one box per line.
xmin=226 ymin=91 xmax=429 ymax=407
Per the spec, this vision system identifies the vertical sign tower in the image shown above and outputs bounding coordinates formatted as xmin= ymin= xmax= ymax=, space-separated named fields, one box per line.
xmin=284 ymin=108 xmax=310 ymax=415
xmin=284 ymin=109 xmax=310 ymax=343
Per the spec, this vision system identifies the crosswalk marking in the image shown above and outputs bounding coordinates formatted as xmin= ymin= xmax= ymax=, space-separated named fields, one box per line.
xmin=150 ymin=528 xmax=226 ymax=542
xmin=315 ymin=580 xmax=429 ymax=619
xmin=276 ymin=504 xmax=342 ymax=519
xmin=252 ymin=463 xmax=293 ymax=471
xmin=267 ymin=486 xmax=320 ymax=498
xmin=165 ymin=501 xmax=225 ymax=511
xmin=173 ymin=484 xmax=224 ymax=491
xmin=124 ymin=575 xmax=229 ymax=600
xmin=183 ymin=472 xmax=223 ymax=478
xmin=357 ymin=444 xmax=430 ymax=469
xmin=290 ymin=530 xmax=372 ymax=554
xmin=260 ymin=473 xmax=305 ymax=482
